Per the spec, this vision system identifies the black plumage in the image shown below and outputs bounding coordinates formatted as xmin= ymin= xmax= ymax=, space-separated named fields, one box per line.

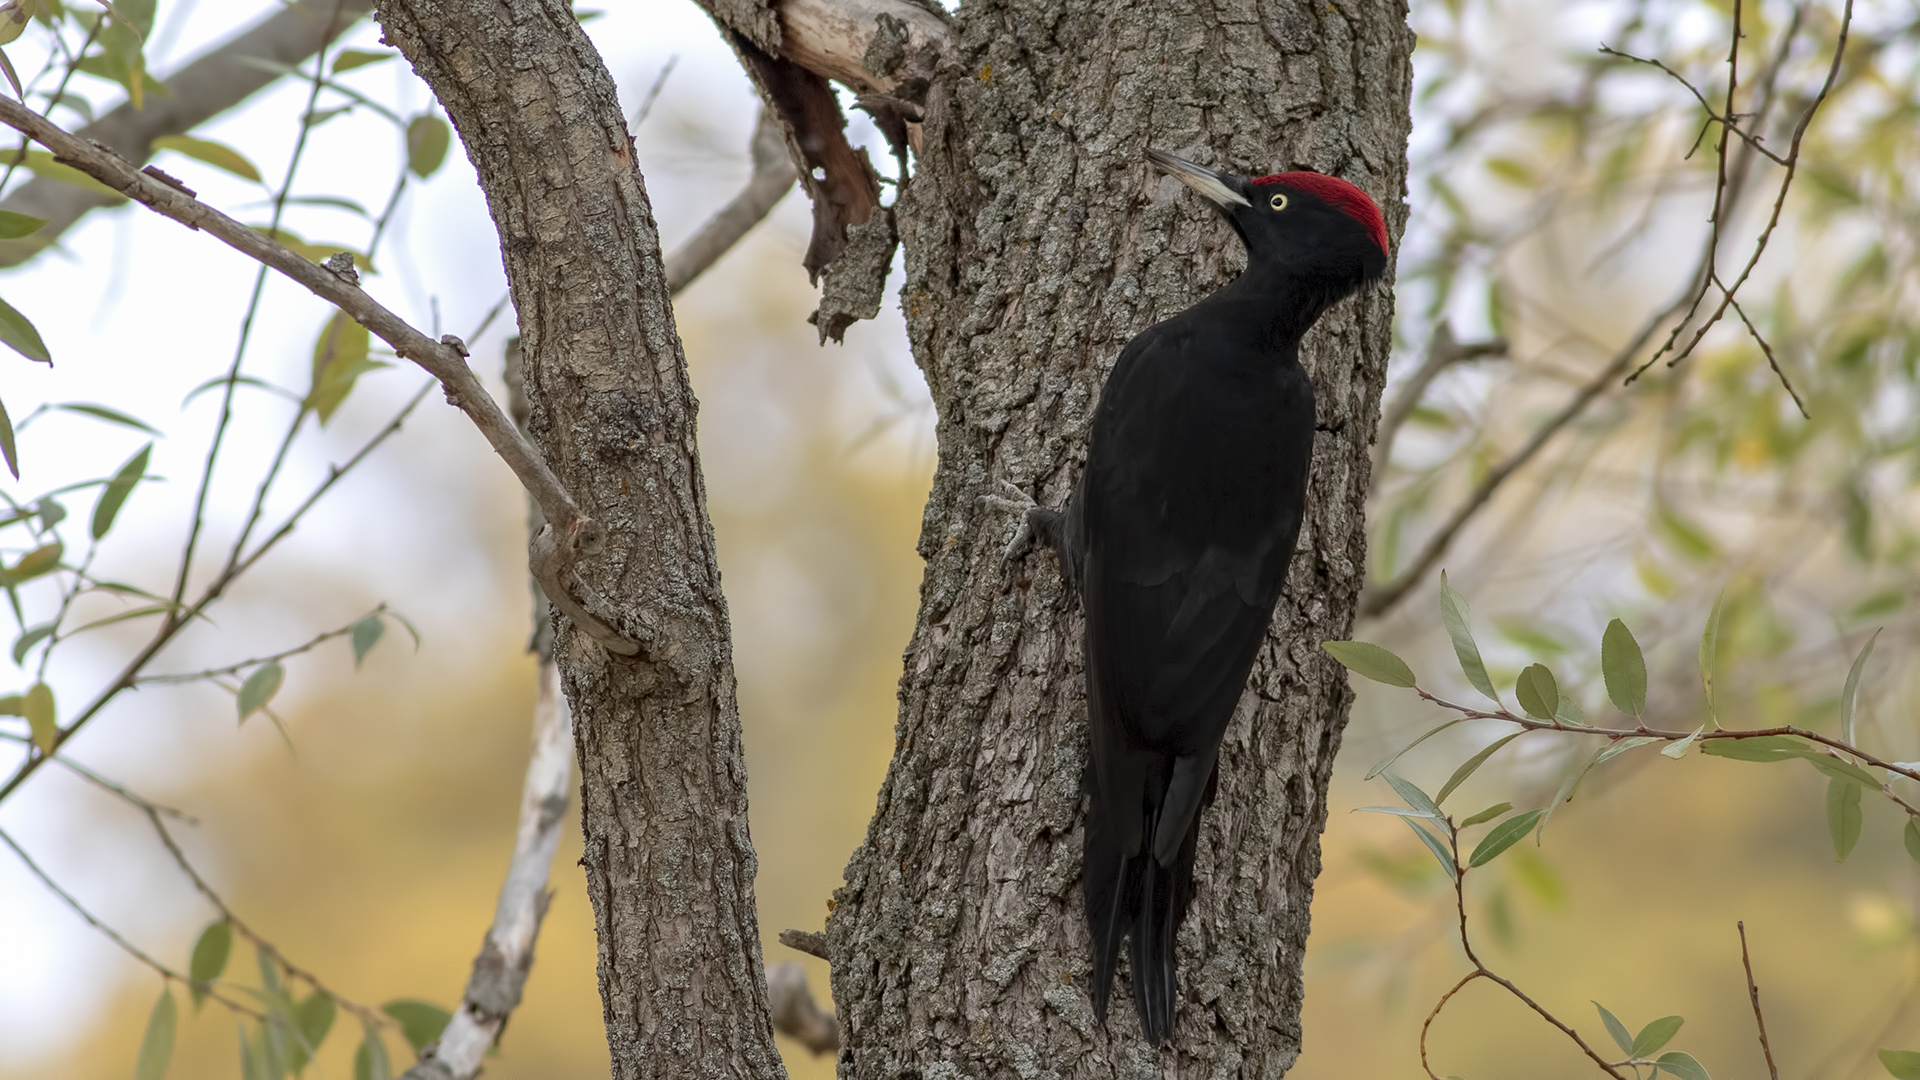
xmin=1023 ymin=150 xmax=1388 ymax=1046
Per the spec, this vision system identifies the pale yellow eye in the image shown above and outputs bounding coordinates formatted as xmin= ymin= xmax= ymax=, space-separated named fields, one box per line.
xmin=1269 ymin=192 xmax=1289 ymax=211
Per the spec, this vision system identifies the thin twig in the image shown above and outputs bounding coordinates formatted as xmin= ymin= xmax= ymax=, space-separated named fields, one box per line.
xmin=0 ymin=732 xmax=197 ymax=822
xmin=0 ymin=98 xmax=642 ymax=659
xmin=1628 ymin=0 xmax=1856 ymax=381
xmin=1727 ymin=292 xmax=1808 ymax=417
xmin=1739 ymin=921 xmax=1781 ymax=1080
xmin=0 ymin=827 xmax=264 ymax=1019
xmin=1596 ymin=45 xmax=1788 ymax=166
xmin=1411 ymin=687 xmax=1920 ymax=817
xmin=145 ymin=809 xmax=393 ymax=1030
xmin=1419 ymin=824 xmax=1626 ymax=1079
xmin=135 ymin=607 xmax=384 ymax=685
xmin=0 ymin=381 xmax=434 ymax=808
xmin=1363 ymin=3 xmax=1824 ymax=620
xmin=663 ymin=106 xmax=798 ymax=294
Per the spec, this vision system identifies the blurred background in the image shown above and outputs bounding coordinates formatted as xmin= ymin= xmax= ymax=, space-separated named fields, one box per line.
xmin=0 ymin=1 xmax=1916 ymax=1078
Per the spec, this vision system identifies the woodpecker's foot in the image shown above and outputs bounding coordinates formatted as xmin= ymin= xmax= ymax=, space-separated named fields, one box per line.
xmin=979 ymin=479 xmax=1041 ymax=567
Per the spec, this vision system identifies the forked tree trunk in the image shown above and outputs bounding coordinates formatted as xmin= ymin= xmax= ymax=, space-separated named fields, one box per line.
xmin=379 ymin=0 xmax=1411 ymax=1077
xmin=827 ymin=2 xmax=1413 ymax=1075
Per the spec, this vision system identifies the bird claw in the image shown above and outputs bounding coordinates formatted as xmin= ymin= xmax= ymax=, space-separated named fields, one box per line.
xmin=978 ymin=479 xmax=1040 ymax=570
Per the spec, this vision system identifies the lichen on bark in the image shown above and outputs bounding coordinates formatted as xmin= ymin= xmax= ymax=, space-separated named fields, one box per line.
xmin=828 ymin=1 xmax=1414 ymax=1076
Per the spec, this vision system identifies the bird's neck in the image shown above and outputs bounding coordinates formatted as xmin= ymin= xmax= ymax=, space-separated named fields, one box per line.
xmin=1206 ymin=261 xmax=1348 ymax=348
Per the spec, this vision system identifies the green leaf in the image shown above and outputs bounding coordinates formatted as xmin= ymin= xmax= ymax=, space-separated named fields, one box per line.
xmin=1514 ymin=663 xmax=1559 ymax=720
xmin=0 ymin=48 xmax=19 ymax=101
xmin=1321 ymin=640 xmax=1416 ymax=688
xmin=1880 ymin=1049 xmax=1920 ymax=1080
xmin=1459 ymin=801 xmax=1511 ymax=827
xmin=307 ymin=311 xmax=377 ymax=424
xmin=1801 ymin=753 xmax=1881 ymax=790
xmin=1537 ymin=745 xmax=1601 ymax=841
xmin=150 ymin=135 xmax=262 ymax=183
xmin=1354 ymin=805 xmax=1442 ymax=820
xmin=0 ymin=393 xmax=17 ymax=478
xmin=331 ymin=48 xmax=394 ymax=73
xmin=1383 ymin=772 xmax=1443 ymax=819
xmin=1829 ymin=776 xmax=1864 ymax=861
xmin=1400 ymin=817 xmax=1457 ymax=881
xmin=381 ymin=1000 xmax=452 ymax=1054
xmin=1700 ymin=735 xmax=1808 ymax=763
xmin=7 ymin=541 xmax=62 ymax=583
xmin=1843 ymin=629 xmax=1881 ymax=746
xmin=1439 ymin=571 xmax=1498 ymax=703
xmin=1655 ymin=1051 xmax=1711 ymax=1080
xmin=11 ymin=621 xmax=52 ymax=664
xmin=353 ymin=1026 xmax=391 ymax=1080
xmin=54 ymin=402 xmax=160 ymax=434
xmin=1905 ymin=818 xmax=1920 ymax=865
xmin=1700 ymin=591 xmax=1725 ymax=723
xmin=1594 ymin=1002 xmax=1633 ymax=1055
xmin=1662 ymin=726 xmax=1704 ymax=759
xmin=0 ymin=693 xmax=21 ymax=715
xmin=1601 ymin=618 xmax=1646 ymax=716
xmin=238 ymin=662 xmax=284 ymax=721
xmin=23 ymin=681 xmax=54 ymax=754
xmin=287 ymin=992 xmax=335 ymax=1075
xmin=1366 ymin=717 xmax=1467 ymax=779
xmin=1435 ymin=733 xmax=1522 ymax=806
xmin=16 ymin=148 xmax=123 ymax=200
xmin=350 ymin=615 xmax=384 ymax=667
xmin=1468 ymin=808 xmax=1545 ymax=867
xmin=90 ymin=443 xmax=152 ymax=539
xmin=238 ymin=1023 xmax=267 ymax=1080
xmin=1633 ymin=1015 xmax=1684 ymax=1057
xmin=1593 ymin=735 xmax=1659 ymax=769
xmin=0 ymin=293 xmax=51 ymax=363
xmin=189 ymin=920 xmax=232 ymax=1009
xmin=0 ymin=210 xmax=44 ymax=238
xmin=134 ymin=986 xmax=176 ymax=1080
xmin=405 ymin=114 xmax=451 ymax=178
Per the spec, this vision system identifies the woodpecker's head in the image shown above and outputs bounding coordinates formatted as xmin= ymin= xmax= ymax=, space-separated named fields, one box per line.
xmin=1148 ymin=149 xmax=1389 ymax=292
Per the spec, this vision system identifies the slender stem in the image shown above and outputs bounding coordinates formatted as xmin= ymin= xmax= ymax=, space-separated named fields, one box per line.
xmin=145 ymin=809 xmax=393 ymax=1028
xmin=0 ymin=827 xmax=264 ymax=1019
xmin=0 ymin=18 xmax=102 ymax=195
xmin=0 ymin=382 xmax=434 ymax=809
xmin=1739 ymin=922 xmax=1781 ymax=1080
xmin=1421 ymin=824 xmax=1627 ymax=1079
xmin=169 ymin=0 xmax=352 ymax=613
xmin=136 ymin=607 xmax=382 ymax=684
xmin=0 ymin=731 xmax=196 ymax=822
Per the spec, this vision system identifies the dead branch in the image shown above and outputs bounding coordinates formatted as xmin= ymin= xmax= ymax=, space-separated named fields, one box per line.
xmin=1739 ymin=922 xmax=1781 ymax=1080
xmin=401 ymin=661 xmax=573 ymax=1080
xmin=767 ymin=962 xmax=839 ymax=1055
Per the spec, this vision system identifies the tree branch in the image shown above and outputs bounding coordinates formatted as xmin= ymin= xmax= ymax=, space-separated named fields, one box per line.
xmin=766 ymin=962 xmax=839 ymax=1056
xmin=1371 ymin=321 xmax=1508 ymax=481
xmin=665 ymin=107 xmax=798 ymax=293
xmin=1360 ymin=4 xmax=1822 ymax=620
xmin=401 ymin=661 xmax=573 ymax=1080
xmin=0 ymin=98 xmax=640 ymax=657
xmin=0 ymin=0 xmax=374 ymax=266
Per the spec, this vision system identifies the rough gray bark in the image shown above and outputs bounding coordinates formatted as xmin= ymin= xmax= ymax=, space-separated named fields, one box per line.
xmin=372 ymin=4 xmax=783 ymax=1079
xmin=0 ymin=0 xmax=372 ymax=266
xmin=826 ymin=2 xmax=1413 ymax=1076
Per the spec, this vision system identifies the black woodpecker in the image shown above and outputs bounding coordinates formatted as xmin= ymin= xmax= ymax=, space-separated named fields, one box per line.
xmin=1012 ymin=149 xmax=1388 ymax=1046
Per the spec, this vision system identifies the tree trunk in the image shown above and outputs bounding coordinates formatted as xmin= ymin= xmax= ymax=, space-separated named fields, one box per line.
xmin=828 ymin=2 xmax=1413 ymax=1076
xmin=373 ymin=5 xmax=784 ymax=1079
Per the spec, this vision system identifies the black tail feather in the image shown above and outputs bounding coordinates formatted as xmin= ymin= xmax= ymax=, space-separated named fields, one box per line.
xmin=1085 ymin=790 xmax=1205 ymax=1046
xmin=1084 ymin=805 xmax=1130 ymax=1024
